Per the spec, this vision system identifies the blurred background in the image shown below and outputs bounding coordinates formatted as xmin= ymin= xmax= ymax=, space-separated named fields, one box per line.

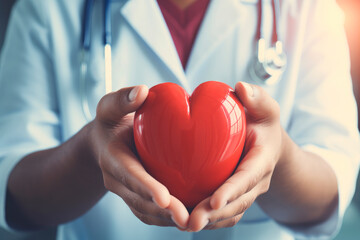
xmin=0 ymin=0 xmax=359 ymax=239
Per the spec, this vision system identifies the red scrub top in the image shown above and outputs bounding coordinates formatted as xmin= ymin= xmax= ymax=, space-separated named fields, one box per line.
xmin=157 ymin=0 xmax=210 ymax=69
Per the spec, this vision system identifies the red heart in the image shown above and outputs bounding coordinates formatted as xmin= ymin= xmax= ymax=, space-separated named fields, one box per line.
xmin=134 ymin=81 xmax=246 ymax=209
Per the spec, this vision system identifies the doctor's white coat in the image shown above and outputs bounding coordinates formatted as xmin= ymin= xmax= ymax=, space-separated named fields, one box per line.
xmin=0 ymin=0 xmax=359 ymax=239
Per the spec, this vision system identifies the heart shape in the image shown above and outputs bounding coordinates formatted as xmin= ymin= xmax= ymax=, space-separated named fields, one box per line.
xmin=134 ymin=81 xmax=246 ymax=209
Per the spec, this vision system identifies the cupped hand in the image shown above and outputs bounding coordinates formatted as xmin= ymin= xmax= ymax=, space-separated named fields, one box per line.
xmin=187 ymin=82 xmax=284 ymax=231
xmin=90 ymin=85 xmax=189 ymax=229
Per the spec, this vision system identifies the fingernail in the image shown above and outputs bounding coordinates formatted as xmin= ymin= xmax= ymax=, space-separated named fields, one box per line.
xmin=128 ymin=86 xmax=140 ymax=102
xmin=242 ymin=82 xmax=254 ymax=97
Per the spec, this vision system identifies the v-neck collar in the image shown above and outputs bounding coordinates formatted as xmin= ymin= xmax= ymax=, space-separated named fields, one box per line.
xmin=119 ymin=0 xmax=243 ymax=90
xmin=157 ymin=0 xmax=210 ymax=27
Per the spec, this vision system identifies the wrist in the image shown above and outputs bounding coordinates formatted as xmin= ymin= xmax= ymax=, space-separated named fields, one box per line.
xmin=79 ymin=121 xmax=101 ymax=169
xmin=277 ymin=128 xmax=292 ymax=168
xmin=78 ymin=121 xmax=107 ymax=193
xmin=271 ymin=128 xmax=300 ymax=186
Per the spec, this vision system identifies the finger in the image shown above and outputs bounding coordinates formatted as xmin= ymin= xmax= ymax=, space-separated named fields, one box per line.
xmin=167 ymin=196 xmax=190 ymax=229
xmin=207 ymin=188 xmax=258 ymax=225
xmin=129 ymin=206 xmax=175 ymax=227
xmin=189 ymin=186 xmax=261 ymax=232
xmin=104 ymin=143 xmax=171 ymax=208
xmin=186 ymin=198 xmax=211 ymax=232
xmin=96 ymin=85 xmax=149 ymax=124
xmin=204 ymin=213 xmax=244 ymax=230
xmin=210 ymin=146 xmax=272 ymax=210
xmin=103 ymin=172 xmax=172 ymax=219
xmin=235 ymin=82 xmax=280 ymax=122
xmin=104 ymin=172 xmax=189 ymax=229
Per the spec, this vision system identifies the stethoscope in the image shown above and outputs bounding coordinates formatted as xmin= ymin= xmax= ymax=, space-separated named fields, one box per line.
xmin=249 ymin=0 xmax=287 ymax=86
xmin=80 ymin=0 xmax=286 ymax=121
xmin=80 ymin=0 xmax=112 ymax=120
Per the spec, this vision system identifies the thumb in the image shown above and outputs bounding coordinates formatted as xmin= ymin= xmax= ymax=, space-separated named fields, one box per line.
xmin=96 ymin=85 xmax=149 ymax=123
xmin=235 ymin=82 xmax=280 ymax=122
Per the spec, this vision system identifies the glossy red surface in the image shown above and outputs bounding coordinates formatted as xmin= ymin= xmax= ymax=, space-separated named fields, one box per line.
xmin=134 ymin=81 xmax=246 ymax=209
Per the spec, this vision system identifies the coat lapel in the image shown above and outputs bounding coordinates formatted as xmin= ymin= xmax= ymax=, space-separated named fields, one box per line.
xmin=120 ymin=0 xmax=190 ymax=91
xmin=119 ymin=0 xmax=247 ymax=90
xmin=186 ymin=0 xmax=244 ymax=77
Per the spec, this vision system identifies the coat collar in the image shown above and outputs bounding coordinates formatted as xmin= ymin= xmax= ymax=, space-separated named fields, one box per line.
xmin=185 ymin=0 xmax=243 ymax=77
xmin=120 ymin=0 xmax=190 ymax=90
xmin=119 ymin=0 xmax=243 ymax=90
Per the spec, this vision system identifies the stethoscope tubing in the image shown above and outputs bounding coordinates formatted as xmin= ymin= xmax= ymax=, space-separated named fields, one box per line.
xmin=83 ymin=0 xmax=112 ymax=49
xmin=81 ymin=0 xmax=113 ymax=121
xmin=80 ymin=0 xmax=285 ymax=121
xmin=258 ymin=0 xmax=280 ymax=44
xmin=82 ymin=0 xmax=94 ymax=51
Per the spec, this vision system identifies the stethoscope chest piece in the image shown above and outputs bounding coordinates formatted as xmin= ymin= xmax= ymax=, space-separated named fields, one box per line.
xmin=249 ymin=40 xmax=287 ymax=86
xmin=249 ymin=0 xmax=286 ymax=86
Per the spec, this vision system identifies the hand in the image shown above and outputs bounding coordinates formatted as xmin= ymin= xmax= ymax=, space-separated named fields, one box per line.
xmin=90 ymin=85 xmax=189 ymax=229
xmin=187 ymin=82 xmax=284 ymax=231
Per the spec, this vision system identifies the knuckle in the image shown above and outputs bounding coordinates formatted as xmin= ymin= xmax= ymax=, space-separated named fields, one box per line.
xmin=220 ymin=181 xmax=237 ymax=199
xmin=208 ymin=223 xmax=220 ymax=230
xmin=130 ymin=198 xmax=145 ymax=213
xmin=96 ymin=93 xmax=115 ymax=119
xmin=248 ymin=171 xmax=262 ymax=190
xmin=119 ymin=172 xmax=131 ymax=190
xmin=135 ymin=212 xmax=153 ymax=226
xmin=239 ymin=200 xmax=248 ymax=212
xmin=229 ymin=217 xmax=238 ymax=227
xmin=98 ymin=157 xmax=106 ymax=172
xmin=96 ymin=95 xmax=107 ymax=115
xmin=260 ymin=180 xmax=271 ymax=195
xmin=122 ymin=169 xmax=145 ymax=196
xmin=102 ymin=176 xmax=112 ymax=191
xmin=225 ymin=180 xmax=238 ymax=188
xmin=157 ymin=208 xmax=171 ymax=220
xmin=204 ymin=223 xmax=216 ymax=230
xmin=252 ymin=84 xmax=263 ymax=96
xmin=263 ymin=182 xmax=270 ymax=193
xmin=238 ymin=199 xmax=251 ymax=213
xmin=230 ymin=215 xmax=242 ymax=227
xmin=210 ymin=215 xmax=225 ymax=224
xmin=253 ymin=172 xmax=261 ymax=186
xmin=264 ymin=162 xmax=274 ymax=176
xmin=270 ymin=99 xmax=280 ymax=118
xmin=125 ymin=163 xmax=142 ymax=179
xmin=98 ymin=148 xmax=110 ymax=171
xmin=131 ymin=207 xmax=171 ymax=227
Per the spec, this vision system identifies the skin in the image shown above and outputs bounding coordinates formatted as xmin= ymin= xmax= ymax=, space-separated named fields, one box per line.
xmin=6 ymin=86 xmax=188 ymax=230
xmin=187 ymin=82 xmax=338 ymax=231
xmin=6 ymin=83 xmax=338 ymax=232
xmin=5 ymin=0 xmax=337 ymax=233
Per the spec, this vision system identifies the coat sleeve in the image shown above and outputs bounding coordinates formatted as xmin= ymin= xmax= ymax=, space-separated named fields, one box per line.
xmin=0 ymin=0 xmax=61 ymax=232
xmin=283 ymin=0 xmax=360 ymax=238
